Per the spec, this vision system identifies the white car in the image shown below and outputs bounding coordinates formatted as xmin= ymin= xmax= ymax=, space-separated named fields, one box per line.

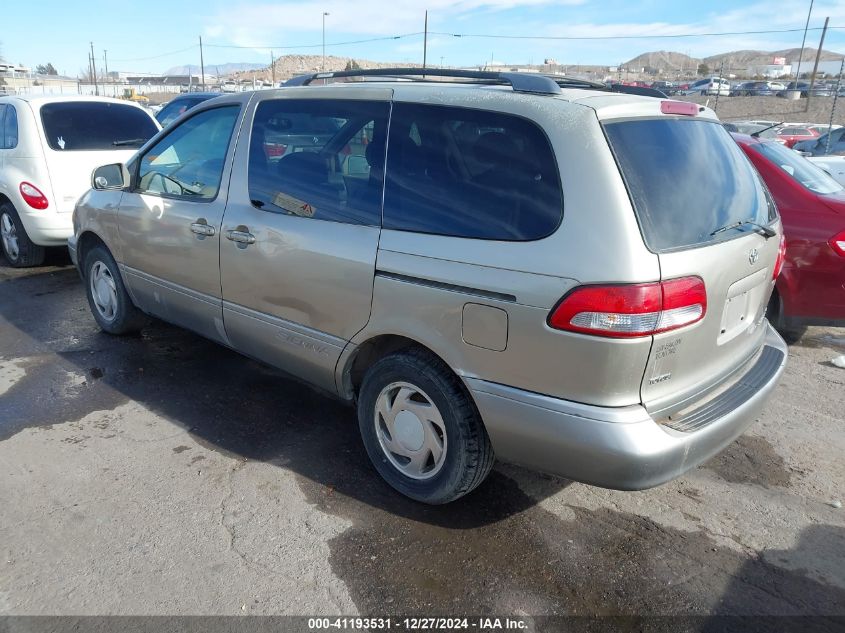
xmin=0 ymin=95 xmax=159 ymax=267
xmin=682 ymin=77 xmax=731 ymax=96
xmin=808 ymin=155 xmax=845 ymax=186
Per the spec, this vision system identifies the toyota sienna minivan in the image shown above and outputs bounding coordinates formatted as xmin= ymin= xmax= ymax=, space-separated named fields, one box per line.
xmin=69 ymin=69 xmax=788 ymax=504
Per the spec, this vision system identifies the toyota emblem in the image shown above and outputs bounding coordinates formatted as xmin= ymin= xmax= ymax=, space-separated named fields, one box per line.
xmin=748 ymin=248 xmax=759 ymax=265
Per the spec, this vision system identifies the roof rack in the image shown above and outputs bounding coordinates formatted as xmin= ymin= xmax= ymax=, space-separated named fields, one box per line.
xmin=285 ymin=68 xmax=562 ymax=95
xmin=284 ymin=67 xmax=668 ymax=99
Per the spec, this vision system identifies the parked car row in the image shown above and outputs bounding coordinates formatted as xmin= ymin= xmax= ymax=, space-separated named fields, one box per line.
xmin=721 ymin=120 xmax=844 ymax=153
xmin=630 ymin=77 xmax=845 ymax=98
xmin=0 ymin=69 xmax=841 ymax=506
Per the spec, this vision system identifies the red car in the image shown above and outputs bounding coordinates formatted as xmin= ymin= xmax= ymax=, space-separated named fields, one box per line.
xmin=733 ymin=133 xmax=845 ymax=341
xmin=776 ymin=125 xmax=820 ymax=149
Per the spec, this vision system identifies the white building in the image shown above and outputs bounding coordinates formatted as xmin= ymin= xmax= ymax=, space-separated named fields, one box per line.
xmin=746 ymin=63 xmax=792 ymax=78
xmin=790 ymin=59 xmax=845 ymax=77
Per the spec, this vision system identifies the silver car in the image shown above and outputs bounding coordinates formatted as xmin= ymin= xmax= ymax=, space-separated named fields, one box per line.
xmin=69 ymin=69 xmax=788 ymax=504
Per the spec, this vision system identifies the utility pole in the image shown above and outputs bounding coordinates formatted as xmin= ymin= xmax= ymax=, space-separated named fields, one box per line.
xmin=199 ymin=36 xmax=206 ymax=90
xmin=423 ymin=10 xmax=428 ymax=71
xmin=795 ymin=0 xmax=814 ymax=82
xmin=270 ymin=50 xmax=275 ymax=86
xmin=826 ymin=57 xmax=844 ymax=155
xmin=90 ymin=41 xmax=99 ymax=95
xmin=806 ymin=16 xmax=829 ymax=112
xmin=103 ymin=50 xmax=109 ymax=85
xmin=322 ymin=12 xmax=330 ymax=71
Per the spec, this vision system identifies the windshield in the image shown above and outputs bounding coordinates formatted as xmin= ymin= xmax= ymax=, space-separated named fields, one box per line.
xmin=40 ymin=101 xmax=158 ymax=151
xmin=156 ymin=96 xmax=214 ymax=127
xmin=753 ymin=142 xmax=844 ymax=195
xmin=605 ymin=118 xmax=772 ymax=252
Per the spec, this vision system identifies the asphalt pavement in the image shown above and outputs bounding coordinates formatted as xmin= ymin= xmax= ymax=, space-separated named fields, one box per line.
xmin=1 ymin=251 xmax=844 ymax=622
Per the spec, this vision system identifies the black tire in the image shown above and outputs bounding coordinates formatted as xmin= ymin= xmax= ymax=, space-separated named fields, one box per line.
xmin=0 ymin=202 xmax=46 ymax=268
xmin=766 ymin=291 xmax=806 ymax=344
xmin=357 ymin=347 xmax=495 ymax=504
xmin=83 ymin=244 xmax=147 ymax=335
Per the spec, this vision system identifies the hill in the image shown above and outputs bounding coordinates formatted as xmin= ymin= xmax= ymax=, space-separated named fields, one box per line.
xmin=229 ymin=54 xmax=416 ymax=83
xmin=624 ymin=51 xmax=701 ymax=71
xmin=624 ymin=47 xmax=843 ymax=72
xmin=165 ymin=62 xmax=266 ymax=76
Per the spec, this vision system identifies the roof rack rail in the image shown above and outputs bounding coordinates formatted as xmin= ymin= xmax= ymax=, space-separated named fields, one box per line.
xmin=285 ymin=67 xmax=562 ymax=95
xmin=284 ymin=67 xmax=668 ymax=99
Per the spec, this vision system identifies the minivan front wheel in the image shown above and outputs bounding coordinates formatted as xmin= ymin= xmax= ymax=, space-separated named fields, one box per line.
xmin=83 ymin=244 xmax=147 ymax=335
xmin=357 ymin=348 xmax=495 ymax=504
xmin=0 ymin=203 xmax=45 ymax=268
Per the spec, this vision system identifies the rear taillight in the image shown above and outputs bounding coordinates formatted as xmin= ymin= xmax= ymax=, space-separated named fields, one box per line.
xmin=548 ymin=276 xmax=707 ymax=338
xmin=773 ymin=233 xmax=787 ymax=278
xmin=830 ymin=230 xmax=845 ymax=257
xmin=19 ymin=182 xmax=49 ymax=210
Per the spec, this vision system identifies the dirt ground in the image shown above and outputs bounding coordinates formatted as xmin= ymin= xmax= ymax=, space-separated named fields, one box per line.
xmin=1 ymin=251 xmax=844 ymax=627
xmin=681 ymin=94 xmax=845 ymax=126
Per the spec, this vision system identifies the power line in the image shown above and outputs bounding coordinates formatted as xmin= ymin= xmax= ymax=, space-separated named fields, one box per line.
xmin=429 ymin=25 xmax=845 ymax=41
xmin=109 ymin=44 xmax=199 ymax=62
xmin=203 ymin=32 xmax=423 ymax=51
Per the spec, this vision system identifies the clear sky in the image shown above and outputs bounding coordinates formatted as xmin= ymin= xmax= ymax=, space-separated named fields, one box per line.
xmin=2 ymin=0 xmax=844 ymax=76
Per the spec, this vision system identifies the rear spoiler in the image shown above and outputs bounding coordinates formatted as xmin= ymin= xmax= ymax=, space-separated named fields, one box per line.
xmin=609 ymin=85 xmax=669 ymax=98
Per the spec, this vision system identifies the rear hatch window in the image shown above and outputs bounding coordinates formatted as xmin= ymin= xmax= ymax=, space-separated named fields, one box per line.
xmin=40 ymin=101 xmax=158 ymax=151
xmin=751 ymin=140 xmax=844 ymax=194
xmin=606 ymin=117 xmax=780 ymax=416
xmin=604 ymin=118 xmax=775 ymax=252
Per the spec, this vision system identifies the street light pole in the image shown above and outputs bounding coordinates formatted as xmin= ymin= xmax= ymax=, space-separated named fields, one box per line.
xmin=322 ymin=12 xmax=330 ymax=71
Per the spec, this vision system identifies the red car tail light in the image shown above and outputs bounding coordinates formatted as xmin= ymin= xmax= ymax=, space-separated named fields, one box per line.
xmin=19 ymin=182 xmax=49 ymax=210
xmin=773 ymin=233 xmax=787 ymax=278
xmin=548 ymin=277 xmax=707 ymax=338
xmin=830 ymin=229 xmax=845 ymax=257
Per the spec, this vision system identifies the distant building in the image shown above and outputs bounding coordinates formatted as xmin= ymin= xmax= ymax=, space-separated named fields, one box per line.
xmin=746 ymin=63 xmax=792 ymax=78
xmin=0 ymin=63 xmax=31 ymax=78
xmin=791 ymin=59 xmax=845 ymax=77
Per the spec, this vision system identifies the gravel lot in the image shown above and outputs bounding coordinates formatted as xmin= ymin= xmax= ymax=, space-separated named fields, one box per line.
xmin=680 ymin=94 xmax=845 ymax=126
xmin=1 ymin=252 xmax=844 ymax=623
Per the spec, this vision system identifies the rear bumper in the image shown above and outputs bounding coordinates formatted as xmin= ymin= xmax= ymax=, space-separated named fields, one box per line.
xmin=468 ymin=323 xmax=787 ymax=490
xmin=17 ymin=209 xmax=73 ymax=247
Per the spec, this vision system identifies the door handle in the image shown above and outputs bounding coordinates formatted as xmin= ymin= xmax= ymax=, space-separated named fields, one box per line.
xmin=225 ymin=229 xmax=256 ymax=245
xmin=190 ymin=221 xmax=216 ymax=237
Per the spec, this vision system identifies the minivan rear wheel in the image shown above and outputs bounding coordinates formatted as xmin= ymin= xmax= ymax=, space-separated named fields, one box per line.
xmin=83 ymin=244 xmax=147 ymax=335
xmin=0 ymin=203 xmax=45 ymax=268
xmin=357 ymin=348 xmax=494 ymax=504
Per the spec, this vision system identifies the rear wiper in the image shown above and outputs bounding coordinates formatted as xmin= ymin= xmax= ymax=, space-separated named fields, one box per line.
xmin=750 ymin=122 xmax=784 ymax=138
xmin=710 ymin=219 xmax=776 ymax=238
xmin=112 ymin=138 xmax=148 ymax=147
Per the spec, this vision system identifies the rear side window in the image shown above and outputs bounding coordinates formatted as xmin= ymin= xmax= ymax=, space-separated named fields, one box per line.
xmin=605 ymin=119 xmax=770 ymax=252
xmin=40 ymin=101 xmax=158 ymax=151
xmin=0 ymin=104 xmax=17 ymax=149
xmin=752 ymin=141 xmax=843 ymax=195
xmin=383 ymin=103 xmax=563 ymax=240
xmin=248 ymin=99 xmax=390 ymax=226
xmin=4 ymin=104 xmax=18 ymax=149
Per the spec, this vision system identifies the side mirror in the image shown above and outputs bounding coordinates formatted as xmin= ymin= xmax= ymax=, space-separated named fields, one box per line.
xmin=92 ymin=163 xmax=128 ymax=190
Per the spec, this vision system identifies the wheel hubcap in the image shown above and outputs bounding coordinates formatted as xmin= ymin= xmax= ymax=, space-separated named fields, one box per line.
xmin=374 ymin=381 xmax=447 ymax=480
xmin=89 ymin=261 xmax=118 ymax=322
xmin=1 ymin=213 xmax=19 ymax=261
